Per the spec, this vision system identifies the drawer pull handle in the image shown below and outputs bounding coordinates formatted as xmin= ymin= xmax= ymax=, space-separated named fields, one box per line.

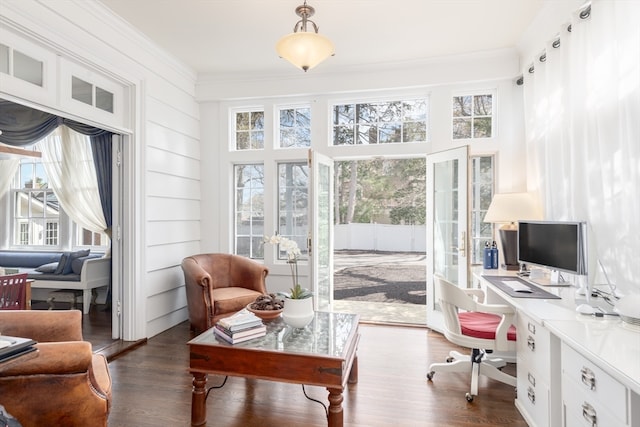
xmin=527 ymin=372 xmax=536 ymax=387
xmin=582 ymin=402 xmax=597 ymax=427
xmin=528 ymin=322 xmax=536 ymax=334
xmin=527 ymin=386 xmax=535 ymax=404
xmin=581 ymin=366 xmax=596 ymax=390
xmin=527 ymin=335 xmax=535 ymax=351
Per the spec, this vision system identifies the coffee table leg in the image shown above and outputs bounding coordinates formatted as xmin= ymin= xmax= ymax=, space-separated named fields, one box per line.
xmin=326 ymin=387 xmax=344 ymax=427
xmin=191 ymin=372 xmax=207 ymax=426
xmin=348 ymin=355 xmax=358 ymax=384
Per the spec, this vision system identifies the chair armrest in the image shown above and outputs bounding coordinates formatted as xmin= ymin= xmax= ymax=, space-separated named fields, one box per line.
xmin=463 ymin=289 xmax=485 ymax=303
xmin=0 ymin=310 xmax=83 ymax=342
xmin=0 ymin=341 xmax=92 ymax=376
xmin=478 ymin=302 xmax=515 ymax=315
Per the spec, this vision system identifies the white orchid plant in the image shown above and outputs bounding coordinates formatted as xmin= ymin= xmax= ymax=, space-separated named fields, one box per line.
xmin=263 ymin=234 xmax=311 ymax=299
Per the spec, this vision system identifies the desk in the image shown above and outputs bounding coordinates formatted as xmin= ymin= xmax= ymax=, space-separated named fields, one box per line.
xmin=474 ymin=269 xmax=640 ymax=427
xmin=188 ymin=312 xmax=360 ymax=427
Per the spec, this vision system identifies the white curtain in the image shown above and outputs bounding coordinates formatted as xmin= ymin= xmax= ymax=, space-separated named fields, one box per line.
xmin=0 ymin=159 xmax=19 ymax=199
xmin=38 ymin=125 xmax=107 ymax=234
xmin=523 ymin=0 xmax=640 ymax=293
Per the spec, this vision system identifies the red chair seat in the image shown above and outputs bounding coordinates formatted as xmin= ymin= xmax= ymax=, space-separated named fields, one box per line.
xmin=459 ymin=311 xmax=517 ymax=341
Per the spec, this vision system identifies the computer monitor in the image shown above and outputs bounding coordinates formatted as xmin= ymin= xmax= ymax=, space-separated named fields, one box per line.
xmin=517 ymin=220 xmax=587 ymax=278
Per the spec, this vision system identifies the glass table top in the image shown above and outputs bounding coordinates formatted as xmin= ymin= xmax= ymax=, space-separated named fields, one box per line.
xmin=189 ymin=311 xmax=359 ymax=358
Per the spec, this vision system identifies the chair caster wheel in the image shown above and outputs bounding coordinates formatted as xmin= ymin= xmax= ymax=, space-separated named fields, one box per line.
xmin=446 ymin=357 xmax=454 ymax=363
xmin=465 ymin=393 xmax=474 ymax=402
xmin=426 ymin=371 xmax=435 ymax=381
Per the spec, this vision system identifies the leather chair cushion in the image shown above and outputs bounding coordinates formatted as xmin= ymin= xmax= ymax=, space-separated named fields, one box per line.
xmin=459 ymin=311 xmax=517 ymax=341
xmin=212 ymin=287 xmax=263 ymax=315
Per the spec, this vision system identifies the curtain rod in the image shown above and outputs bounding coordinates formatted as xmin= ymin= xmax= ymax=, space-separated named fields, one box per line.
xmin=516 ymin=3 xmax=592 ymax=86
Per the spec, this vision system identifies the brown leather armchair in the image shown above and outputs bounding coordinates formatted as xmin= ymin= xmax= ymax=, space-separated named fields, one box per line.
xmin=0 ymin=310 xmax=111 ymax=427
xmin=182 ymin=253 xmax=269 ymax=333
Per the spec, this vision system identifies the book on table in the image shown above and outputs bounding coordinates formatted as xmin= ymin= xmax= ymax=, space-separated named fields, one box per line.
xmin=213 ymin=325 xmax=266 ymax=344
xmin=0 ymin=336 xmax=37 ymax=363
xmin=214 ymin=323 xmax=266 ymax=339
xmin=217 ymin=309 xmax=263 ymax=331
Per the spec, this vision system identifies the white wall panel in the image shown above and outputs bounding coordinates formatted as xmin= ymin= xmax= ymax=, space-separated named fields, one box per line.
xmin=146 ymin=122 xmax=199 ymax=159
xmin=147 ymin=97 xmax=200 ymax=140
xmin=146 ymin=220 xmax=200 ymax=247
xmin=146 ymin=240 xmax=201 ymax=272
xmin=146 ymin=146 xmax=200 ymax=180
xmin=147 ymin=172 xmax=200 ymax=200
xmin=146 ymin=197 xmax=200 ymax=222
xmin=146 ymin=267 xmax=184 ymax=297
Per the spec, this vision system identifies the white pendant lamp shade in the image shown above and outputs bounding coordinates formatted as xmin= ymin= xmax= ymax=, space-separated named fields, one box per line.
xmin=276 ymin=1 xmax=334 ymax=72
xmin=276 ymin=32 xmax=334 ymax=72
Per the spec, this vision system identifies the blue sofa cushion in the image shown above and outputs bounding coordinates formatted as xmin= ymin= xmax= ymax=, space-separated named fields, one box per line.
xmin=70 ymin=254 xmax=101 ymax=275
xmin=54 ymin=253 xmax=70 ymax=274
xmin=0 ymin=251 xmax=63 ymax=268
xmin=35 ymin=262 xmax=59 ymax=273
xmin=59 ymin=250 xmax=90 ymax=275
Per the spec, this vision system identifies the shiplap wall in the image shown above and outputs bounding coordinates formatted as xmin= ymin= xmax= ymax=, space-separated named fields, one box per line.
xmin=0 ymin=0 xmax=200 ymax=339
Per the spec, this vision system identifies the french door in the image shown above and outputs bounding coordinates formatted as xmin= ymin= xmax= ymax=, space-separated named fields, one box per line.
xmin=426 ymin=146 xmax=469 ymax=333
xmin=308 ymin=150 xmax=334 ymax=311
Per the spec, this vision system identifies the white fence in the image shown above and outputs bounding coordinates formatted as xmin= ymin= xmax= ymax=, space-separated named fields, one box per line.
xmin=334 ymin=223 xmax=426 ymax=252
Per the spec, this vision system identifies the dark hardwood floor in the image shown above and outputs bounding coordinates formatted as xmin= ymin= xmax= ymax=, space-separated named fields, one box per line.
xmin=106 ymin=320 xmax=527 ymax=427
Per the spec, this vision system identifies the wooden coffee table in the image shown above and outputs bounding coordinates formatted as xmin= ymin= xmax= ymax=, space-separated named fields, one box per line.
xmin=188 ymin=311 xmax=360 ymax=427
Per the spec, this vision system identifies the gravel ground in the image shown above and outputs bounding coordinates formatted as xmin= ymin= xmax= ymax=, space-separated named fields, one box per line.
xmin=333 ymin=250 xmax=427 ymax=305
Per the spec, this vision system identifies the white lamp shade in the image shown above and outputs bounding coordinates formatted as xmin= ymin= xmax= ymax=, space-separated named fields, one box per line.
xmin=276 ymin=32 xmax=335 ymax=71
xmin=483 ymin=192 xmax=543 ymax=224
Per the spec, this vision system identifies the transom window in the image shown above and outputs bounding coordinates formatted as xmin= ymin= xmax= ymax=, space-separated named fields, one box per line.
xmin=278 ymin=106 xmax=311 ymax=148
xmin=452 ymin=94 xmax=493 ymax=139
xmin=234 ymin=110 xmax=265 ymax=150
xmin=332 ymin=99 xmax=428 ymax=145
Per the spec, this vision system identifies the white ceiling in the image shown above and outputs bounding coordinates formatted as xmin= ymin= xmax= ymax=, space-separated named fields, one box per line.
xmin=99 ymin=0 xmax=546 ymax=76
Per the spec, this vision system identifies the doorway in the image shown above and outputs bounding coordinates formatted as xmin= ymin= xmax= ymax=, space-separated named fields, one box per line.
xmin=332 ymin=158 xmax=427 ymax=325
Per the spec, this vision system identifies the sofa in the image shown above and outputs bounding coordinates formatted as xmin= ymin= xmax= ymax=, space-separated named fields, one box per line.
xmin=181 ymin=253 xmax=269 ymax=333
xmin=0 ymin=250 xmax=111 ymax=314
xmin=0 ymin=310 xmax=112 ymax=426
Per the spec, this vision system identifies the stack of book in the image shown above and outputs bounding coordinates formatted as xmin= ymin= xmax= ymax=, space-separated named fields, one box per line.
xmin=214 ymin=309 xmax=266 ymax=344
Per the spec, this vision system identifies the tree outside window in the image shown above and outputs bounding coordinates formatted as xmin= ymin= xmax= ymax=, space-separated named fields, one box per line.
xmin=452 ymin=94 xmax=493 ymax=139
xmin=234 ymin=164 xmax=265 ymax=258
xmin=332 ymin=99 xmax=427 ymax=145
xmin=279 ymin=106 xmax=311 ymax=148
xmin=278 ymin=162 xmax=309 ymax=259
xmin=235 ymin=110 xmax=265 ymax=150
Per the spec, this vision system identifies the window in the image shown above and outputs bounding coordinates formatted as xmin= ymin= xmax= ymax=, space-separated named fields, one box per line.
xmin=71 ymin=76 xmax=115 ymax=113
xmin=452 ymin=94 xmax=493 ymax=139
xmin=12 ymin=159 xmax=60 ymax=246
xmin=11 ymin=156 xmax=108 ymax=250
xmin=278 ymin=162 xmax=309 ymax=260
xmin=470 ymin=155 xmax=494 ymax=264
xmin=278 ymin=106 xmax=311 ymax=148
xmin=234 ymin=164 xmax=265 ymax=258
xmin=332 ymin=99 xmax=427 ymax=145
xmin=234 ymin=110 xmax=265 ymax=150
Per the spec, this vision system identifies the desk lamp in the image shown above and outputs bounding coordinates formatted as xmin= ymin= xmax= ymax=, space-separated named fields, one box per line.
xmin=484 ymin=192 xmax=542 ymax=270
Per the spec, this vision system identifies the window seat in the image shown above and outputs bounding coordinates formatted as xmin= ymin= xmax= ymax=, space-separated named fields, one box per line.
xmin=0 ymin=250 xmax=111 ymax=314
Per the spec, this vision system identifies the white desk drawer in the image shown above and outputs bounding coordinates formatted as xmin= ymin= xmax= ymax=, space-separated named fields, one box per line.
xmin=562 ymin=342 xmax=628 ymax=425
xmin=563 ymin=381 xmax=627 ymax=427
xmin=517 ymin=313 xmax=551 ymax=378
xmin=517 ymin=362 xmax=550 ymax=427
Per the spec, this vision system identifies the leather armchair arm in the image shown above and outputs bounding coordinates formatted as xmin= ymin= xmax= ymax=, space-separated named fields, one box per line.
xmin=0 ymin=310 xmax=83 ymax=342
xmin=0 ymin=341 xmax=92 ymax=376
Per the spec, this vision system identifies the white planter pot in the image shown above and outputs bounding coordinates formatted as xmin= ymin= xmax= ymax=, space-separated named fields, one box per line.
xmin=282 ymin=297 xmax=314 ymax=328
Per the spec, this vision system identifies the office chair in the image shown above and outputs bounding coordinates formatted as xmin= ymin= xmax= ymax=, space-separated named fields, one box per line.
xmin=426 ymin=274 xmax=517 ymax=402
